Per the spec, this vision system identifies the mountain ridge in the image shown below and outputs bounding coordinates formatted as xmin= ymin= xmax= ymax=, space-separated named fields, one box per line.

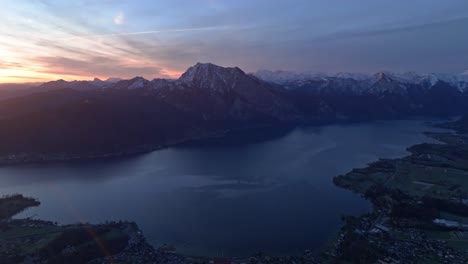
xmin=0 ymin=62 xmax=466 ymax=163
xmin=255 ymin=69 xmax=468 ymax=92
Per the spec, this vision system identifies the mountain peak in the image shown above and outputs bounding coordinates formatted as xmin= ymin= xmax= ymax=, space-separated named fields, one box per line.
xmin=184 ymin=62 xmax=225 ymax=75
xmin=374 ymin=72 xmax=388 ymax=81
xmin=181 ymin=63 xmax=243 ymax=77
xmin=110 ymin=76 xmax=149 ymax=90
xmin=130 ymin=76 xmax=146 ymax=81
xmin=105 ymin=77 xmax=122 ymax=83
xmin=178 ymin=62 xmax=246 ymax=89
xmin=194 ymin=62 xmax=218 ymax=68
xmin=432 ymin=79 xmax=451 ymax=87
xmin=128 ymin=77 xmax=148 ymax=89
xmin=192 ymin=62 xmax=242 ymax=71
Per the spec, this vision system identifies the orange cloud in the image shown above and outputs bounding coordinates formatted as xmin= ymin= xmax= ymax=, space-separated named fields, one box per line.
xmin=160 ymin=68 xmax=184 ymax=79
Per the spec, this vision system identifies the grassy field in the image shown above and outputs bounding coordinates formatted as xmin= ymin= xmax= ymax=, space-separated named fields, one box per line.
xmin=332 ymin=131 xmax=468 ymax=257
xmin=336 ymin=132 xmax=468 ymax=201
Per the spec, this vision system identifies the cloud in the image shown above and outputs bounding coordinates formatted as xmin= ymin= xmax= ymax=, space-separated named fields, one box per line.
xmin=33 ymin=56 xmax=168 ymax=79
xmin=0 ymin=62 xmax=24 ymax=68
xmin=64 ymin=26 xmax=222 ymax=40
xmin=114 ymin=12 xmax=125 ymax=25
xmin=2 ymin=0 xmax=468 ymax=82
xmin=1 ymin=75 xmax=49 ymax=81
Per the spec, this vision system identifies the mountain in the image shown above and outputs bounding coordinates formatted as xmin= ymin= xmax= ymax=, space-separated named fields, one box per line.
xmin=104 ymin=77 xmax=123 ymax=83
xmin=110 ymin=77 xmax=151 ymax=90
xmin=257 ymin=70 xmax=468 ymax=119
xmin=0 ymin=63 xmax=304 ymax=162
xmin=0 ymin=78 xmax=122 ymax=102
xmin=91 ymin=77 xmax=121 ymax=87
xmin=155 ymin=63 xmax=302 ymax=124
xmin=256 ymin=70 xmax=468 ymax=93
xmin=255 ymin=70 xmax=370 ymax=84
xmin=0 ymin=62 xmax=467 ymax=163
xmin=255 ymin=70 xmax=329 ymax=84
xmin=35 ymin=79 xmax=99 ymax=92
xmin=36 ymin=77 xmax=121 ymax=91
xmin=368 ymin=72 xmax=409 ymax=95
xmin=0 ymin=88 xmax=205 ymax=160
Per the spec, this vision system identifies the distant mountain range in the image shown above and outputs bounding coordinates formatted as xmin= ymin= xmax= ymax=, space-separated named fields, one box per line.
xmin=256 ymin=70 xmax=468 ymax=119
xmin=0 ymin=78 xmax=122 ymax=101
xmin=0 ymin=63 xmax=467 ymax=163
xmin=255 ymin=70 xmax=468 ymax=91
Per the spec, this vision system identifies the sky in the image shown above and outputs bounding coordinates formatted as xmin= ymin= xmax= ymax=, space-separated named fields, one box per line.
xmin=1 ymin=0 xmax=468 ymax=83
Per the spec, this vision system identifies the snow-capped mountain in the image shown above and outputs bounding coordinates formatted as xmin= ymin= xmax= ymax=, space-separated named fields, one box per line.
xmin=276 ymin=71 xmax=412 ymax=96
xmin=111 ymin=77 xmax=151 ymax=90
xmin=255 ymin=70 xmax=373 ymax=84
xmin=91 ymin=77 xmax=121 ymax=87
xmin=156 ymin=63 xmax=302 ymax=122
xmin=259 ymin=69 xmax=467 ymax=119
xmin=256 ymin=70 xmax=468 ymax=94
xmin=178 ymin=63 xmax=248 ymax=92
xmin=333 ymin=72 xmax=371 ymax=81
xmin=2 ymin=62 xmax=467 ymax=124
xmin=0 ymin=62 xmax=467 ymax=160
xmin=254 ymin=70 xmax=331 ymax=84
xmin=367 ymin=72 xmax=411 ymax=95
xmin=382 ymin=72 xmax=468 ymax=92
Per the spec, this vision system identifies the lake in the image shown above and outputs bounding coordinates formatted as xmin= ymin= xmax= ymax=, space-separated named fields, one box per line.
xmin=0 ymin=120 xmax=448 ymax=256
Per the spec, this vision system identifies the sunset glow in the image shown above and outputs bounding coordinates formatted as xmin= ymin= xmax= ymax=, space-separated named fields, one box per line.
xmin=1 ymin=0 xmax=468 ymax=83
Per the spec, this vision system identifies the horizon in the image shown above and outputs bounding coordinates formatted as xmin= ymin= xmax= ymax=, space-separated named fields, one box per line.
xmin=2 ymin=61 xmax=468 ymax=85
xmin=1 ymin=1 xmax=468 ymax=83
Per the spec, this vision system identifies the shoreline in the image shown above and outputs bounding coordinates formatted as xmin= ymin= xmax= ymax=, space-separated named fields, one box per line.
xmin=0 ymin=116 xmax=453 ymax=167
xmin=0 ymin=122 xmax=290 ymax=167
xmin=326 ymin=125 xmax=468 ymax=263
xmin=1 ymin=119 xmax=466 ymax=263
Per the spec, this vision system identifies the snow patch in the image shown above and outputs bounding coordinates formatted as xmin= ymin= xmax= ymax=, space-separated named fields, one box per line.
xmin=128 ymin=78 xmax=145 ymax=89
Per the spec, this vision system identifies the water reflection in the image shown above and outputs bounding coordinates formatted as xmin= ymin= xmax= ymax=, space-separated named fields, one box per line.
xmin=0 ymin=120 xmax=449 ymax=256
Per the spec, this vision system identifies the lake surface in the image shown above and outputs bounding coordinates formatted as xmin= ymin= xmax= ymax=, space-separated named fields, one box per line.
xmin=0 ymin=120 xmax=448 ymax=256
